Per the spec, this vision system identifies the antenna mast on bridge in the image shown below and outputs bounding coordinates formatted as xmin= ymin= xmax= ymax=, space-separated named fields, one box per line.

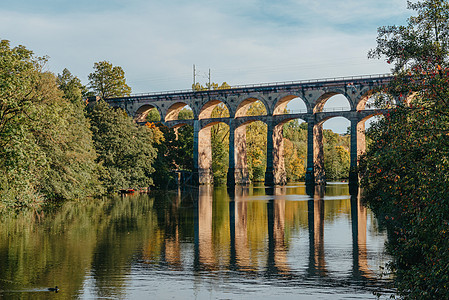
xmin=193 ymin=64 xmax=196 ymax=87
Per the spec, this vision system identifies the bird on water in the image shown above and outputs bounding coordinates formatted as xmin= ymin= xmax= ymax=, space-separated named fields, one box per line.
xmin=48 ymin=286 xmax=59 ymax=292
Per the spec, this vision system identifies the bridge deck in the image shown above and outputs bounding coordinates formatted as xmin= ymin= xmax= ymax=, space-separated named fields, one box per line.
xmin=106 ymin=74 xmax=393 ymax=102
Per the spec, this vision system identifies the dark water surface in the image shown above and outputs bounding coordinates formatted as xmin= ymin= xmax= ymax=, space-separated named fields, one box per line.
xmin=0 ymin=183 xmax=394 ymax=299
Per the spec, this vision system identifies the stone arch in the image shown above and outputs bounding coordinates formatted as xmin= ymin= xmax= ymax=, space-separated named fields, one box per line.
xmin=199 ymin=99 xmax=231 ymax=119
xmin=165 ymin=102 xmax=195 ymax=121
xmin=356 ymin=90 xmax=395 ymax=111
xmin=134 ymin=104 xmax=162 ymax=123
xmin=313 ymin=89 xmax=354 ymax=113
xmin=235 ymin=95 xmax=269 ymax=117
xmin=273 ymin=94 xmax=311 ymax=115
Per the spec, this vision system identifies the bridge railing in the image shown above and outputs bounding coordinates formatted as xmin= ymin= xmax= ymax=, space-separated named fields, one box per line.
xmin=125 ymin=73 xmax=393 ymax=99
xmin=282 ymin=107 xmax=358 ymax=114
xmin=230 ymin=73 xmax=392 ymax=90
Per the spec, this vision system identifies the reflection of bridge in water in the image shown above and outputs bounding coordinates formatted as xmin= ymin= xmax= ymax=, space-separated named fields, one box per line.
xmin=147 ymin=185 xmax=387 ymax=288
xmin=105 ymin=75 xmax=397 ymax=186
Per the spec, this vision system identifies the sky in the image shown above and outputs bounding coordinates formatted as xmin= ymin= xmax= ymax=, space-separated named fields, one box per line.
xmin=0 ymin=0 xmax=411 ymax=132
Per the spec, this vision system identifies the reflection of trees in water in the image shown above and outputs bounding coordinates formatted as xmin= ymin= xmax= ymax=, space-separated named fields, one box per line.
xmin=0 ymin=194 xmax=158 ymax=298
xmin=0 ymin=185 xmax=384 ymax=298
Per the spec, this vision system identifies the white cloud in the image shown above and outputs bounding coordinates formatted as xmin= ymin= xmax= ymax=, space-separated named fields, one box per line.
xmin=0 ymin=0 xmax=409 ymax=94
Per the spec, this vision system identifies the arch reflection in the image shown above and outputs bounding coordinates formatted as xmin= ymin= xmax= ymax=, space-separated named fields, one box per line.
xmin=157 ymin=184 xmax=387 ymax=284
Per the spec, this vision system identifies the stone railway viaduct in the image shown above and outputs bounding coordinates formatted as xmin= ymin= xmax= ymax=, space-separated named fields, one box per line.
xmin=104 ymin=74 xmax=394 ymax=186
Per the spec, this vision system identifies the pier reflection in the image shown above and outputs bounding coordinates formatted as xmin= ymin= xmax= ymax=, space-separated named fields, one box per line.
xmin=0 ymin=184 xmax=389 ymax=300
xmin=351 ymin=191 xmax=374 ymax=280
xmin=307 ymin=185 xmax=327 ymax=277
xmin=149 ymin=184 xmax=382 ymax=283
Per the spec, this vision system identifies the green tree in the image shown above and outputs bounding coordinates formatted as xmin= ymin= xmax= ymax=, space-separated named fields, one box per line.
xmin=283 ymin=121 xmax=307 ymax=181
xmin=146 ymin=108 xmax=161 ymax=122
xmin=246 ymin=101 xmax=267 ymax=181
xmin=88 ymin=61 xmax=132 ymax=99
xmin=283 ymin=138 xmax=305 ymax=181
xmin=210 ymin=103 xmax=230 ymax=184
xmin=36 ymin=72 xmax=103 ymax=200
xmin=0 ymin=40 xmax=43 ymax=147
xmin=57 ymin=68 xmax=88 ymax=104
xmin=323 ymin=129 xmax=350 ymax=180
xmin=192 ymin=82 xmax=231 ymax=91
xmin=87 ymin=100 xmax=157 ymax=191
xmin=0 ymin=40 xmax=102 ymax=207
xmin=362 ymin=0 xmax=449 ymax=297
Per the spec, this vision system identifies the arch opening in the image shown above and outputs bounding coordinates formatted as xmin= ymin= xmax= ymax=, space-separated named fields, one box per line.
xmin=197 ymin=121 xmax=230 ymax=185
xmin=361 ymin=114 xmax=383 ymax=153
xmin=166 ymin=102 xmax=194 ymax=121
xmin=274 ymin=96 xmax=308 ymax=115
xmin=134 ymin=104 xmax=162 ymax=123
xmin=211 ymin=122 xmax=230 ymax=185
xmin=244 ymin=120 xmax=268 ymax=182
xmin=236 ymin=99 xmax=267 ymax=117
xmin=319 ymin=94 xmax=351 ymax=113
xmin=320 ymin=117 xmax=351 ymax=182
xmin=282 ymin=119 xmax=308 ymax=182
xmin=199 ymin=100 xmax=230 ymax=119
xmin=357 ymin=92 xmax=394 ymax=111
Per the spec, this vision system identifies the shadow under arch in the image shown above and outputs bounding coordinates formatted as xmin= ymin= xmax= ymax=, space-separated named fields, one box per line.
xmin=235 ymin=97 xmax=268 ymax=117
xmin=166 ymin=102 xmax=195 ymax=121
xmin=134 ymin=104 xmax=162 ymax=123
xmin=199 ymin=99 xmax=231 ymax=119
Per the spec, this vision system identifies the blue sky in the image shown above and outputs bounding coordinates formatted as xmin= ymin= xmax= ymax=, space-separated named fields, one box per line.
xmin=1 ymin=0 xmax=411 ymax=131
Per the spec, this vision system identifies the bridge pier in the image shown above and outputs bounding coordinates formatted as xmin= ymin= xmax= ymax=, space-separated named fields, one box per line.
xmin=265 ymin=121 xmax=287 ymax=186
xmin=306 ymin=119 xmax=326 ymax=186
xmin=349 ymin=119 xmax=366 ymax=187
xmin=193 ymin=120 xmax=214 ymax=185
xmin=227 ymin=123 xmax=250 ymax=186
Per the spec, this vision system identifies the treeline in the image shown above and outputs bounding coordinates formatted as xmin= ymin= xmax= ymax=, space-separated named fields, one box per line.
xmin=0 ymin=39 xmax=350 ymax=209
xmin=0 ymin=40 xmax=160 ymax=208
xmin=360 ymin=0 xmax=449 ymax=298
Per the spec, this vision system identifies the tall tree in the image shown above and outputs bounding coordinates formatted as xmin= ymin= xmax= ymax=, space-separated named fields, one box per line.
xmin=210 ymin=103 xmax=230 ymax=184
xmin=87 ymin=100 xmax=157 ymax=191
xmin=57 ymin=68 xmax=88 ymax=104
xmin=362 ymin=1 xmax=449 ymax=297
xmin=0 ymin=40 xmax=103 ymax=207
xmin=88 ymin=61 xmax=131 ymax=99
xmin=0 ymin=40 xmax=43 ymax=147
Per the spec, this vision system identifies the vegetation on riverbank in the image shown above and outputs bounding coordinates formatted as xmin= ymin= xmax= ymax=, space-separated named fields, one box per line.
xmin=360 ymin=0 xmax=449 ymax=297
xmin=0 ymin=42 xmax=159 ymax=208
xmin=0 ymin=39 xmax=350 ymax=208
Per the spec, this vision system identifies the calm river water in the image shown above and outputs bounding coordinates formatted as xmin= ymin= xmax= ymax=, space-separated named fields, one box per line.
xmin=0 ymin=183 xmax=394 ymax=299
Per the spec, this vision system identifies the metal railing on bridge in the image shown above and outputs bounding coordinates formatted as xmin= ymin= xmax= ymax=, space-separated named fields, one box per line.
xmin=126 ymin=73 xmax=393 ymax=99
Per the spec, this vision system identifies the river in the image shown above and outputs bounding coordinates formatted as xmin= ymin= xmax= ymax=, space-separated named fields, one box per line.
xmin=0 ymin=183 xmax=394 ymax=299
